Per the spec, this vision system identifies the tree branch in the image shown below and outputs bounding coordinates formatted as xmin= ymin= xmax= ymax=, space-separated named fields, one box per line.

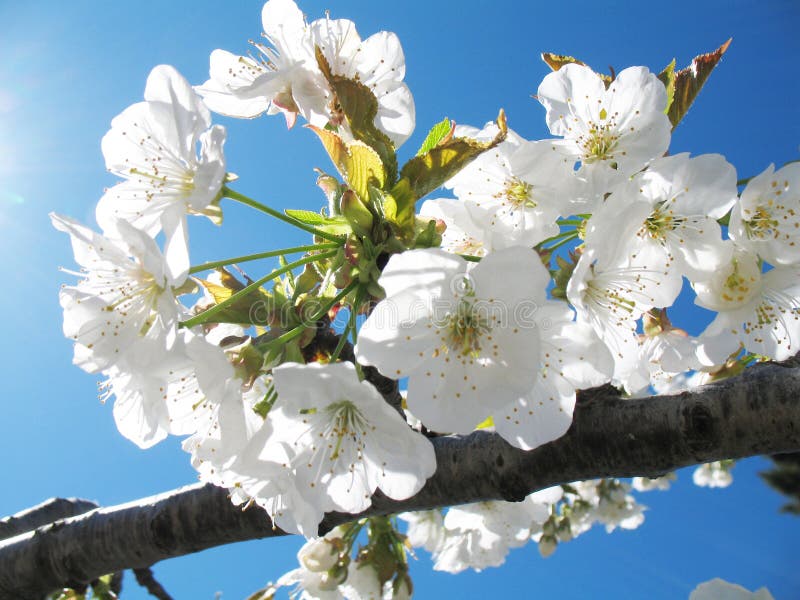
xmin=0 ymin=498 xmax=98 ymax=542
xmin=2 ymin=358 xmax=799 ymax=599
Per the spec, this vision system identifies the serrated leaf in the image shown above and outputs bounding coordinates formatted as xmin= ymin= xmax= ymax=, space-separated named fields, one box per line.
xmin=284 ymin=209 xmax=350 ymax=235
xmin=391 ymin=109 xmax=508 ymax=225
xmin=196 ymin=268 xmax=273 ymax=325
xmin=416 ymin=117 xmax=454 ymax=156
xmin=541 ymin=52 xmax=612 ymax=86
xmin=314 ymin=217 xmax=352 ymax=235
xmin=657 ymin=59 xmax=676 ymax=116
xmin=668 ymin=39 xmax=731 ymax=129
xmin=284 ymin=209 xmax=328 ymax=226
xmin=308 ymin=125 xmax=386 ymax=203
xmin=315 ymin=47 xmax=398 ymax=184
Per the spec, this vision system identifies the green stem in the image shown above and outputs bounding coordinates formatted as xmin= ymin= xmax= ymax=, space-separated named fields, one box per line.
xmin=258 ymin=281 xmax=359 ymax=351
xmin=556 ymin=219 xmax=584 ymax=226
xmin=181 ymin=250 xmax=339 ymax=329
xmin=224 ymin=187 xmax=344 ymax=243
xmin=189 ymin=243 xmax=341 ymax=274
xmin=538 ymin=228 xmax=578 ymax=249
xmin=459 ymin=254 xmax=482 ymax=263
xmin=329 ymin=321 xmax=352 ymax=364
xmin=330 ymin=289 xmax=363 ymax=363
xmin=544 ymin=231 xmax=579 ymax=252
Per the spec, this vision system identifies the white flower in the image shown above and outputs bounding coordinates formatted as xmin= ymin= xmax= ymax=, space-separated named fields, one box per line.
xmin=51 ymin=213 xmax=181 ymax=374
xmin=444 ymin=126 xmax=572 ymax=248
xmin=586 ymin=153 xmax=737 ymax=284
xmin=356 ymin=247 xmax=548 ymax=434
xmin=339 ymin=563 xmax=382 ymax=600
xmin=694 ymin=246 xmax=800 ymax=362
xmin=566 ymin=480 xmax=645 ymax=535
xmin=198 ymin=0 xmax=414 ymax=145
xmin=537 ymin=64 xmax=671 ymax=182
xmin=431 ymin=488 xmax=557 ymax=574
xmin=567 ymin=248 xmax=679 ymax=388
xmin=625 ymin=328 xmax=703 ymax=396
xmin=689 ymin=578 xmax=774 ymax=600
xmin=184 ymin=374 xmax=326 ymax=537
xmin=632 ymin=473 xmax=676 ymax=492
xmin=275 ymin=566 xmax=345 ymax=600
xmin=298 ymin=527 xmax=347 ymax=573
xmin=398 ymin=510 xmax=446 ymax=553
xmin=263 ymin=362 xmax=436 ymax=522
xmin=198 ymin=0 xmax=320 ymax=124
xmin=493 ymin=306 xmax=613 ymax=451
xmin=692 ymin=461 xmax=734 ymax=488
xmin=730 ymin=162 xmax=800 ymax=266
xmin=419 ymin=198 xmax=489 ymax=257
xmin=96 ymin=65 xmax=226 ymax=282
xmin=103 ymin=329 xmax=233 ymax=448
xmin=311 ymin=16 xmax=415 ymax=146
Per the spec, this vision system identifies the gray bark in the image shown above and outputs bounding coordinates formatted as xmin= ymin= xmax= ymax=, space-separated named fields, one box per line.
xmin=1 ymin=358 xmax=799 ymax=599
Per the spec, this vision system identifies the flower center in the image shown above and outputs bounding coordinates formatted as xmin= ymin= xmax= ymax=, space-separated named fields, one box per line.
xmin=323 ymin=400 xmax=368 ymax=461
xmin=642 ymin=206 xmax=676 ymax=242
xmin=578 ymin=109 xmax=620 ymax=164
xmin=495 ymin=177 xmax=534 ymax=209
xmin=442 ymin=299 xmax=492 ymax=357
xmin=129 ymin=166 xmax=197 ymax=200
xmin=720 ymin=259 xmax=760 ymax=306
xmin=743 ymin=205 xmax=779 ymax=240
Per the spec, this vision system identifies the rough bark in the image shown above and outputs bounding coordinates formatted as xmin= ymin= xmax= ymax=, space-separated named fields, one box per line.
xmin=2 ymin=358 xmax=799 ymax=599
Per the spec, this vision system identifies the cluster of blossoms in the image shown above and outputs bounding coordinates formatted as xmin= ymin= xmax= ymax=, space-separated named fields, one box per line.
xmin=52 ymin=0 xmax=797 ymax=597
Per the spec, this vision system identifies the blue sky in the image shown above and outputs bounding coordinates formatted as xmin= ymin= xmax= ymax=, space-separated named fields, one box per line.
xmin=0 ymin=0 xmax=798 ymax=598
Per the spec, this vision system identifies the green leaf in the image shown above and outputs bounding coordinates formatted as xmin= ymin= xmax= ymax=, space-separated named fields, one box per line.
xmin=284 ymin=209 xmax=328 ymax=225
xmin=392 ymin=109 xmax=508 ymax=219
xmin=668 ymin=39 xmax=731 ymax=129
xmin=307 ymin=125 xmax=386 ymax=203
xmin=315 ymin=47 xmax=398 ymax=185
xmin=657 ymin=59 xmax=676 ymax=116
xmin=541 ymin=52 xmax=589 ymax=72
xmin=416 ymin=117 xmax=454 ymax=156
xmin=196 ymin=268 xmax=273 ymax=325
xmin=284 ymin=208 xmax=351 ymax=235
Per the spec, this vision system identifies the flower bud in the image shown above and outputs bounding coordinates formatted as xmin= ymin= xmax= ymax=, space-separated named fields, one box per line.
xmin=340 ymin=189 xmax=374 ymax=237
xmin=556 ymin=518 xmax=573 ymax=542
xmin=538 ymin=534 xmax=558 ymax=558
xmin=298 ymin=538 xmax=339 ymax=573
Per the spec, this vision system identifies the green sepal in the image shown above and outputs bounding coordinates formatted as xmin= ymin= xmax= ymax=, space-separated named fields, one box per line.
xmin=341 ymin=188 xmax=374 ymax=237
xmin=411 ymin=217 xmax=441 ymax=249
xmin=550 ymin=251 xmax=579 ymax=302
xmin=315 ymin=46 xmax=398 ymax=185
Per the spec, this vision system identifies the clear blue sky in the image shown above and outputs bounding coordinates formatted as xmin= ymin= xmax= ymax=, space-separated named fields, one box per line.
xmin=1 ymin=1 xmax=798 ymax=598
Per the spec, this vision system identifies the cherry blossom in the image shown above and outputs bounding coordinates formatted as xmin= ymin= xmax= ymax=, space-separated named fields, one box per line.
xmin=537 ymin=64 xmax=671 ymax=185
xmin=729 ymin=162 xmax=800 ymax=266
xmin=695 ymin=246 xmax=800 ymax=362
xmin=356 ymin=247 xmax=548 ymax=434
xmin=262 ymin=362 xmax=435 ymax=527
xmin=198 ymin=0 xmax=414 ymax=145
xmin=51 ymin=214 xmax=182 ymax=374
xmin=96 ymin=65 xmax=226 ymax=282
